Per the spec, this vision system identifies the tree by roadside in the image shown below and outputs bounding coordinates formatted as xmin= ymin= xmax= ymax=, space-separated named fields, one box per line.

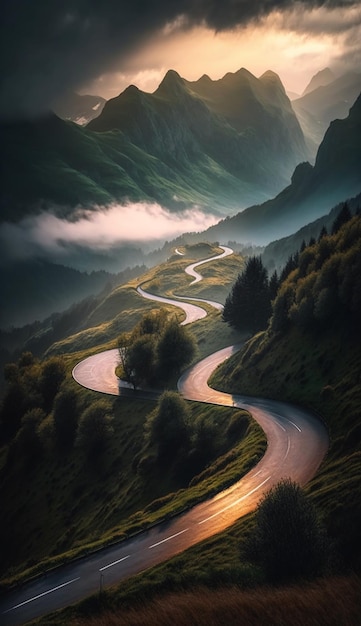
xmin=118 ymin=311 xmax=196 ymax=388
xmin=157 ymin=319 xmax=196 ymax=382
xmin=246 ymin=479 xmax=328 ymax=583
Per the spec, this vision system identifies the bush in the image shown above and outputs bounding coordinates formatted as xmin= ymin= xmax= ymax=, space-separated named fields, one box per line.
xmin=76 ymin=400 xmax=114 ymax=458
xmin=53 ymin=387 xmax=79 ymax=448
xmin=157 ymin=320 xmax=196 ymax=381
xmin=247 ymin=479 xmax=328 ymax=583
xmin=227 ymin=412 xmax=249 ymax=442
xmin=15 ymin=408 xmax=45 ymax=461
xmin=40 ymin=357 xmax=66 ymax=413
xmin=145 ymin=391 xmax=190 ymax=464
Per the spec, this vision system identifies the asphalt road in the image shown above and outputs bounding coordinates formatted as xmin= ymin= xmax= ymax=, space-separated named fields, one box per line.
xmin=184 ymin=245 xmax=233 ymax=284
xmin=0 ymin=247 xmax=329 ymax=625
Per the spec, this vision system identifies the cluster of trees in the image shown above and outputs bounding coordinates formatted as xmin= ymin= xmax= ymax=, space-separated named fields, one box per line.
xmin=0 ymin=352 xmax=66 ymax=444
xmin=118 ymin=310 xmax=196 ymax=388
xmin=223 ymin=203 xmax=359 ymax=336
xmin=271 ymin=208 xmax=361 ymax=333
xmin=0 ymin=351 xmax=114 ymax=463
xmin=138 ymin=390 xmax=249 ymax=484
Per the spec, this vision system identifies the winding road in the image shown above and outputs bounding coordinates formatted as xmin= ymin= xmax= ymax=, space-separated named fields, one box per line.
xmin=0 ymin=246 xmax=329 ymax=625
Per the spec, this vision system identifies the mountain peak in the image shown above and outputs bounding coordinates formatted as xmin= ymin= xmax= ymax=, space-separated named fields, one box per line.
xmin=260 ymin=70 xmax=282 ymax=82
xmin=198 ymin=74 xmax=212 ymax=83
xmin=302 ymin=68 xmax=335 ymax=96
xmin=156 ymin=70 xmax=185 ymax=96
xmin=260 ymin=70 xmax=285 ymax=90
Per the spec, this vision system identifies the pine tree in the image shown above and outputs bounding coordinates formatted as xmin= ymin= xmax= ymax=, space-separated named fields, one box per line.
xmin=332 ymin=202 xmax=352 ymax=234
xmin=223 ymin=256 xmax=271 ymax=332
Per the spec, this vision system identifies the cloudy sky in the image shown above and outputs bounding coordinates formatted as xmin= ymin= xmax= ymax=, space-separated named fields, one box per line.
xmin=1 ymin=0 xmax=360 ymax=119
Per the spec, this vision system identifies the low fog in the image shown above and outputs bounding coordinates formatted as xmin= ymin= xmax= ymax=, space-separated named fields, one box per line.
xmin=0 ymin=202 xmax=219 ymax=271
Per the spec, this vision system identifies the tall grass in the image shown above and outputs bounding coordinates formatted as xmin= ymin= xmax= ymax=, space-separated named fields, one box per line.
xmin=71 ymin=576 xmax=361 ymax=626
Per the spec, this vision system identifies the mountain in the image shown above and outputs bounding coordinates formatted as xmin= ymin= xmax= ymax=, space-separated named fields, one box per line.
xmin=89 ymin=68 xmax=307 ymax=204
xmin=301 ymin=68 xmax=335 ymax=96
xmin=51 ymin=91 xmax=106 ymax=125
xmin=201 ymin=93 xmax=361 ymax=245
xmin=0 ymin=260 xmax=116 ymax=329
xmin=0 ymin=68 xmax=307 ymax=222
xmin=292 ymin=71 xmax=361 ymax=156
xmin=262 ymin=192 xmax=361 ymax=272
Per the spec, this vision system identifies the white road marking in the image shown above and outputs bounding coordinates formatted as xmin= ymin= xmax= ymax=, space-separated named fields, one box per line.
xmin=284 ymin=437 xmax=291 ymax=460
xmin=287 ymin=419 xmax=302 ymax=432
xmin=275 ymin=421 xmax=286 ymax=432
xmin=99 ymin=555 xmax=130 ymax=571
xmin=3 ymin=578 xmax=80 ymax=614
xmin=198 ymin=476 xmax=272 ymax=525
xmin=148 ymin=528 xmax=189 ymax=549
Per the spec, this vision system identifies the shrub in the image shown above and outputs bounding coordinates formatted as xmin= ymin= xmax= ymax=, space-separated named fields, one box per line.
xmin=145 ymin=391 xmax=190 ymax=464
xmin=246 ymin=479 xmax=328 ymax=583
xmin=227 ymin=412 xmax=249 ymax=442
xmin=53 ymin=387 xmax=79 ymax=448
xmin=76 ymin=400 xmax=114 ymax=458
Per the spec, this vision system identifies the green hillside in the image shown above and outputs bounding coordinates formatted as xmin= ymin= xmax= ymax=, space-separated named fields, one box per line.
xmin=211 ymin=213 xmax=361 ymax=569
xmin=1 ymin=68 xmax=307 ymax=222
xmin=0 ymin=244 xmax=259 ymax=584
xmin=0 ymin=225 xmax=360 ymax=624
xmin=22 ymin=219 xmax=361 ymax=626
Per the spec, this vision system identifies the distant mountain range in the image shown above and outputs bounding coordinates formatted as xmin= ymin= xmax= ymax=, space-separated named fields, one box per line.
xmin=292 ymin=71 xmax=361 ymax=157
xmin=201 ymin=92 xmax=361 ymax=245
xmin=51 ymin=91 xmax=106 ymax=125
xmin=0 ymin=68 xmax=307 ymax=221
xmin=301 ymin=68 xmax=335 ymax=96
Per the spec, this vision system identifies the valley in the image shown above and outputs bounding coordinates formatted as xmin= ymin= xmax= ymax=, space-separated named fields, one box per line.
xmin=0 ymin=247 xmax=328 ymax=625
xmin=1 ymin=51 xmax=361 ymax=626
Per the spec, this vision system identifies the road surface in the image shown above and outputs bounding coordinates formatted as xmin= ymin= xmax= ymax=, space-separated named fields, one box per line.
xmin=185 ymin=245 xmax=233 ymax=284
xmin=0 ymin=246 xmax=329 ymax=625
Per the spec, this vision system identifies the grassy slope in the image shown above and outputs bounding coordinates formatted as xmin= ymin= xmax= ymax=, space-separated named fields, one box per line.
xmin=210 ymin=326 xmax=361 ymax=571
xmin=46 ymin=244 xmax=245 ymax=359
xmin=70 ymin=576 xmax=361 ymax=626
xmin=1 ymin=244 xmax=269 ymax=585
xmin=17 ymin=237 xmax=361 ymax=625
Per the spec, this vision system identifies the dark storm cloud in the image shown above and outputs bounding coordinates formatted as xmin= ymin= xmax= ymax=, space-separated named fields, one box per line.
xmin=0 ymin=0 xmax=358 ymax=118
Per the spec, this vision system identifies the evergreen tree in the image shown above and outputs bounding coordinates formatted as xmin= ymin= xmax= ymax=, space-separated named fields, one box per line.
xmin=299 ymin=239 xmax=306 ymax=253
xmin=332 ymin=202 xmax=352 ymax=234
xmin=223 ymin=256 xmax=271 ymax=332
xmin=279 ymin=253 xmax=298 ymax=284
xmin=269 ymin=270 xmax=279 ymax=301
xmin=318 ymin=225 xmax=328 ymax=242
